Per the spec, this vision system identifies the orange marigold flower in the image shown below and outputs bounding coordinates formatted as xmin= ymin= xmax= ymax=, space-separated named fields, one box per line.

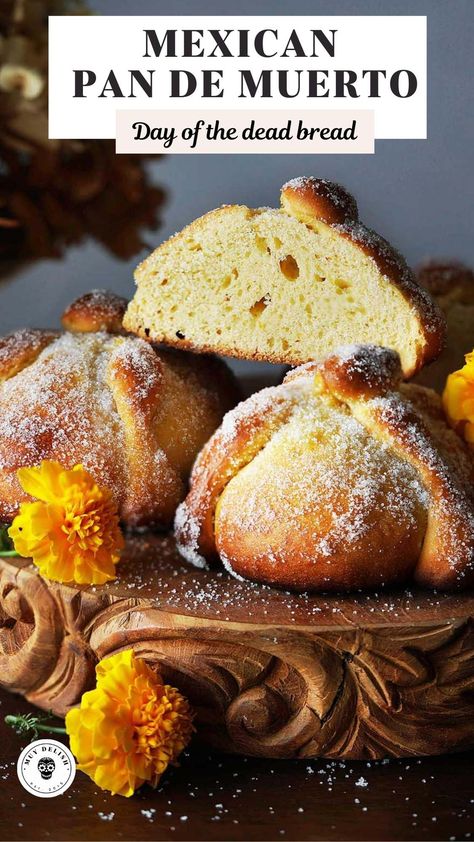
xmin=65 ymin=649 xmax=194 ymax=797
xmin=443 ymin=351 xmax=474 ymax=445
xmin=8 ymin=460 xmax=124 ymax=584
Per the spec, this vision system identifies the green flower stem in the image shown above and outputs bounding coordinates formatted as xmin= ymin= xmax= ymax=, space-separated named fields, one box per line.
xmin=0 ymin=550 xmax=20 ymax=557
xmin=5 ymin=713 xmax=67 ymax=737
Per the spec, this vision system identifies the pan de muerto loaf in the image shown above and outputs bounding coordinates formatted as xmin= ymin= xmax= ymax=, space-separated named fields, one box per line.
xmin=175 ymin=345 xmax=474 ymax=592
xmin=414 ymin=260 xmax=474 ymax=393
xmin=124 ymin=177 xmax=445 ymax=378
xmin=0 ymin=291 xmax=239 ymax=527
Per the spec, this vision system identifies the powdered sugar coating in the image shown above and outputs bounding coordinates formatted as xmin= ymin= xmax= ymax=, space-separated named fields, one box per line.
xmin=176 ymin=345 xmax=474 ymax=591
xmin=0 ymin=328 xmax=48 ymax=366
xmin=174 ymin=501 xmax=208 ymax=569
xmin=72 ymin=289 xmax=125 ymax=316
xmin=62 ymin=289 xmax=127 ymax=333
xmin=282 ymin=176 xmax=358 ymax=217
xmin=0 ymin=332 xmax=128 ymax=518
xmin=217 ymin=380 xmax=300 ymax=447
xmin=315 ymin=344 xmax=402 ymax=396
xmin=368 ymin=391 xmax=474 ymax=577
xmin=0 ymin=328 xmax=57 ymax=380
xmin=109 ymin=336 xmax=163 ymax=402
xmin=99 ymin=532 xmax=469 ymax=626
xmin=215 ymin=394 xmax=428 ymax=586
xmin=331 ymin=343 xmax=396 ymax=368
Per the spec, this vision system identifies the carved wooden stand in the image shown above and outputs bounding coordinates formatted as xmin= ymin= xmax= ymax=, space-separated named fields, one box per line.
xmin=1 ymin=533 xmax=473 ymax=760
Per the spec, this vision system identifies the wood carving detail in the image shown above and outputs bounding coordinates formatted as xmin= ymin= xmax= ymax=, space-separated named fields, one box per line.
xmin=0 ymin=563 xmax=98 ymax=712
xmin=0 ymin=564 xmax=62 ymax=696
xmin=0 ymin=558 xmax=474 ymax=760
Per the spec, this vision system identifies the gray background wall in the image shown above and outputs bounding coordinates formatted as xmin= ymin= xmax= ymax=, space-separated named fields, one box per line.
xmin=0 ymin=0 xmax=472 ymax=348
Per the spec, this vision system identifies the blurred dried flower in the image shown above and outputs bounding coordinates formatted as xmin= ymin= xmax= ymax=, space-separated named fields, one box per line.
xmin=0 ymin=1 xmax=166 ymax=262
xmin=0 ymin=63 xmax=44 ymax=99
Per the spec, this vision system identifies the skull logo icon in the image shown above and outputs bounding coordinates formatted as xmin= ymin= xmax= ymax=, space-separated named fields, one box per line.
xmin=37 ymin=757 xmax=55 ymax=780
xmin=18 ymin=739 xmax=76 ymax=797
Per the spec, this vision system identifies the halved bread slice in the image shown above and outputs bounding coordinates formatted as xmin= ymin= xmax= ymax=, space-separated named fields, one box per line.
xmin=124 ymin=177 xmax=445 ymax=377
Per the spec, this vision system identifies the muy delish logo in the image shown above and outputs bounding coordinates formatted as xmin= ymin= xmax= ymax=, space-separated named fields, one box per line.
xmin=17 ymin=740 xmax=76 ymax=798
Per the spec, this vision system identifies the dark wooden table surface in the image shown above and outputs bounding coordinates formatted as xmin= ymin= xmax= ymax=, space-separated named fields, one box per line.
xmin=0 ymin=687 xmax=472 ymax=842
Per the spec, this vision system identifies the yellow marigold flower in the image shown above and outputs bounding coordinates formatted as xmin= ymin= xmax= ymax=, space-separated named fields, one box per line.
xmin=443 ymin=351 xmax=474 ymax=445
xmin=8 ymin=460 xmax=124 ymax=584
xmin=65 ymin=650 xmax=194 ymax=797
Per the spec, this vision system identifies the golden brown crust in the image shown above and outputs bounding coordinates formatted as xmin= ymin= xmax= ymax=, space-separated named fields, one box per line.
xmin=281 ymin=178 xmax=445 ymax=374
xmin=106 ymin=338 xmax=183 ymax=526
xmin=401 ymin=383 xmax=474 ymax=498
xmin=341 ymin=378 xmax=474 ymax=589
xmin=0 ymin=295 xmax=240 ymax=528
xmin=317 ymin=345 xmax=402 ymax=400
xmin=157 ymin=347 xmax=240 ymax=415
xmin=62 ymin=290 xmax=128 ymax=334
xmin=0 ymin=329 xmax=58 ymax=382
xmin=281 ymin=176 xmax=359 ymax=225
xmin=129 ymin=322 xmax=315 ymax=367
xmin=175 ymin=344 xmax=474 ymax=592
xmin=175 ymin=385 xmax=299 ymax=566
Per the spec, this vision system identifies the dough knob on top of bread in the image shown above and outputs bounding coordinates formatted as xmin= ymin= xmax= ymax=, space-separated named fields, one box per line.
xmin=414 ymin=259 xmax=474 ymax=393
xmin=124 ymin=176 xmax=445 ymax=378
xmin=62 ymin=289 xmax=128 ymax=334
xmin=0 ymin=291 xmax=239 ymax=528
xmin=175 ymin=344 xmax=474 ymax=592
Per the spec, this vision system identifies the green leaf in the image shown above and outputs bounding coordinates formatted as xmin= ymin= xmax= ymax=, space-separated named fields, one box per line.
xmin=0 ymin=523 xmax=19 ymax=557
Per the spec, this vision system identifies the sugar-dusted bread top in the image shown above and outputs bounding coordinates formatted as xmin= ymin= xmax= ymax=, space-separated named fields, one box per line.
xmin=414 ymin=260 xmax=474 ymax=392
xmin=124 ymin=177 xmax=445 ymax=378
xmin=0 ymin=291 xmax=239 ymax=527
xmin=62 ymin=288 xmax=128 ymax=334
xmin=175 ymin=344 xmax=474 ymax=592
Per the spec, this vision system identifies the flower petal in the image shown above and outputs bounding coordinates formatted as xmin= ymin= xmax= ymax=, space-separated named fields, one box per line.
xmin=10 ymin=461 xmax=123 ymax=585
xmin=66 ymin=650 xmax=193 ymax=797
